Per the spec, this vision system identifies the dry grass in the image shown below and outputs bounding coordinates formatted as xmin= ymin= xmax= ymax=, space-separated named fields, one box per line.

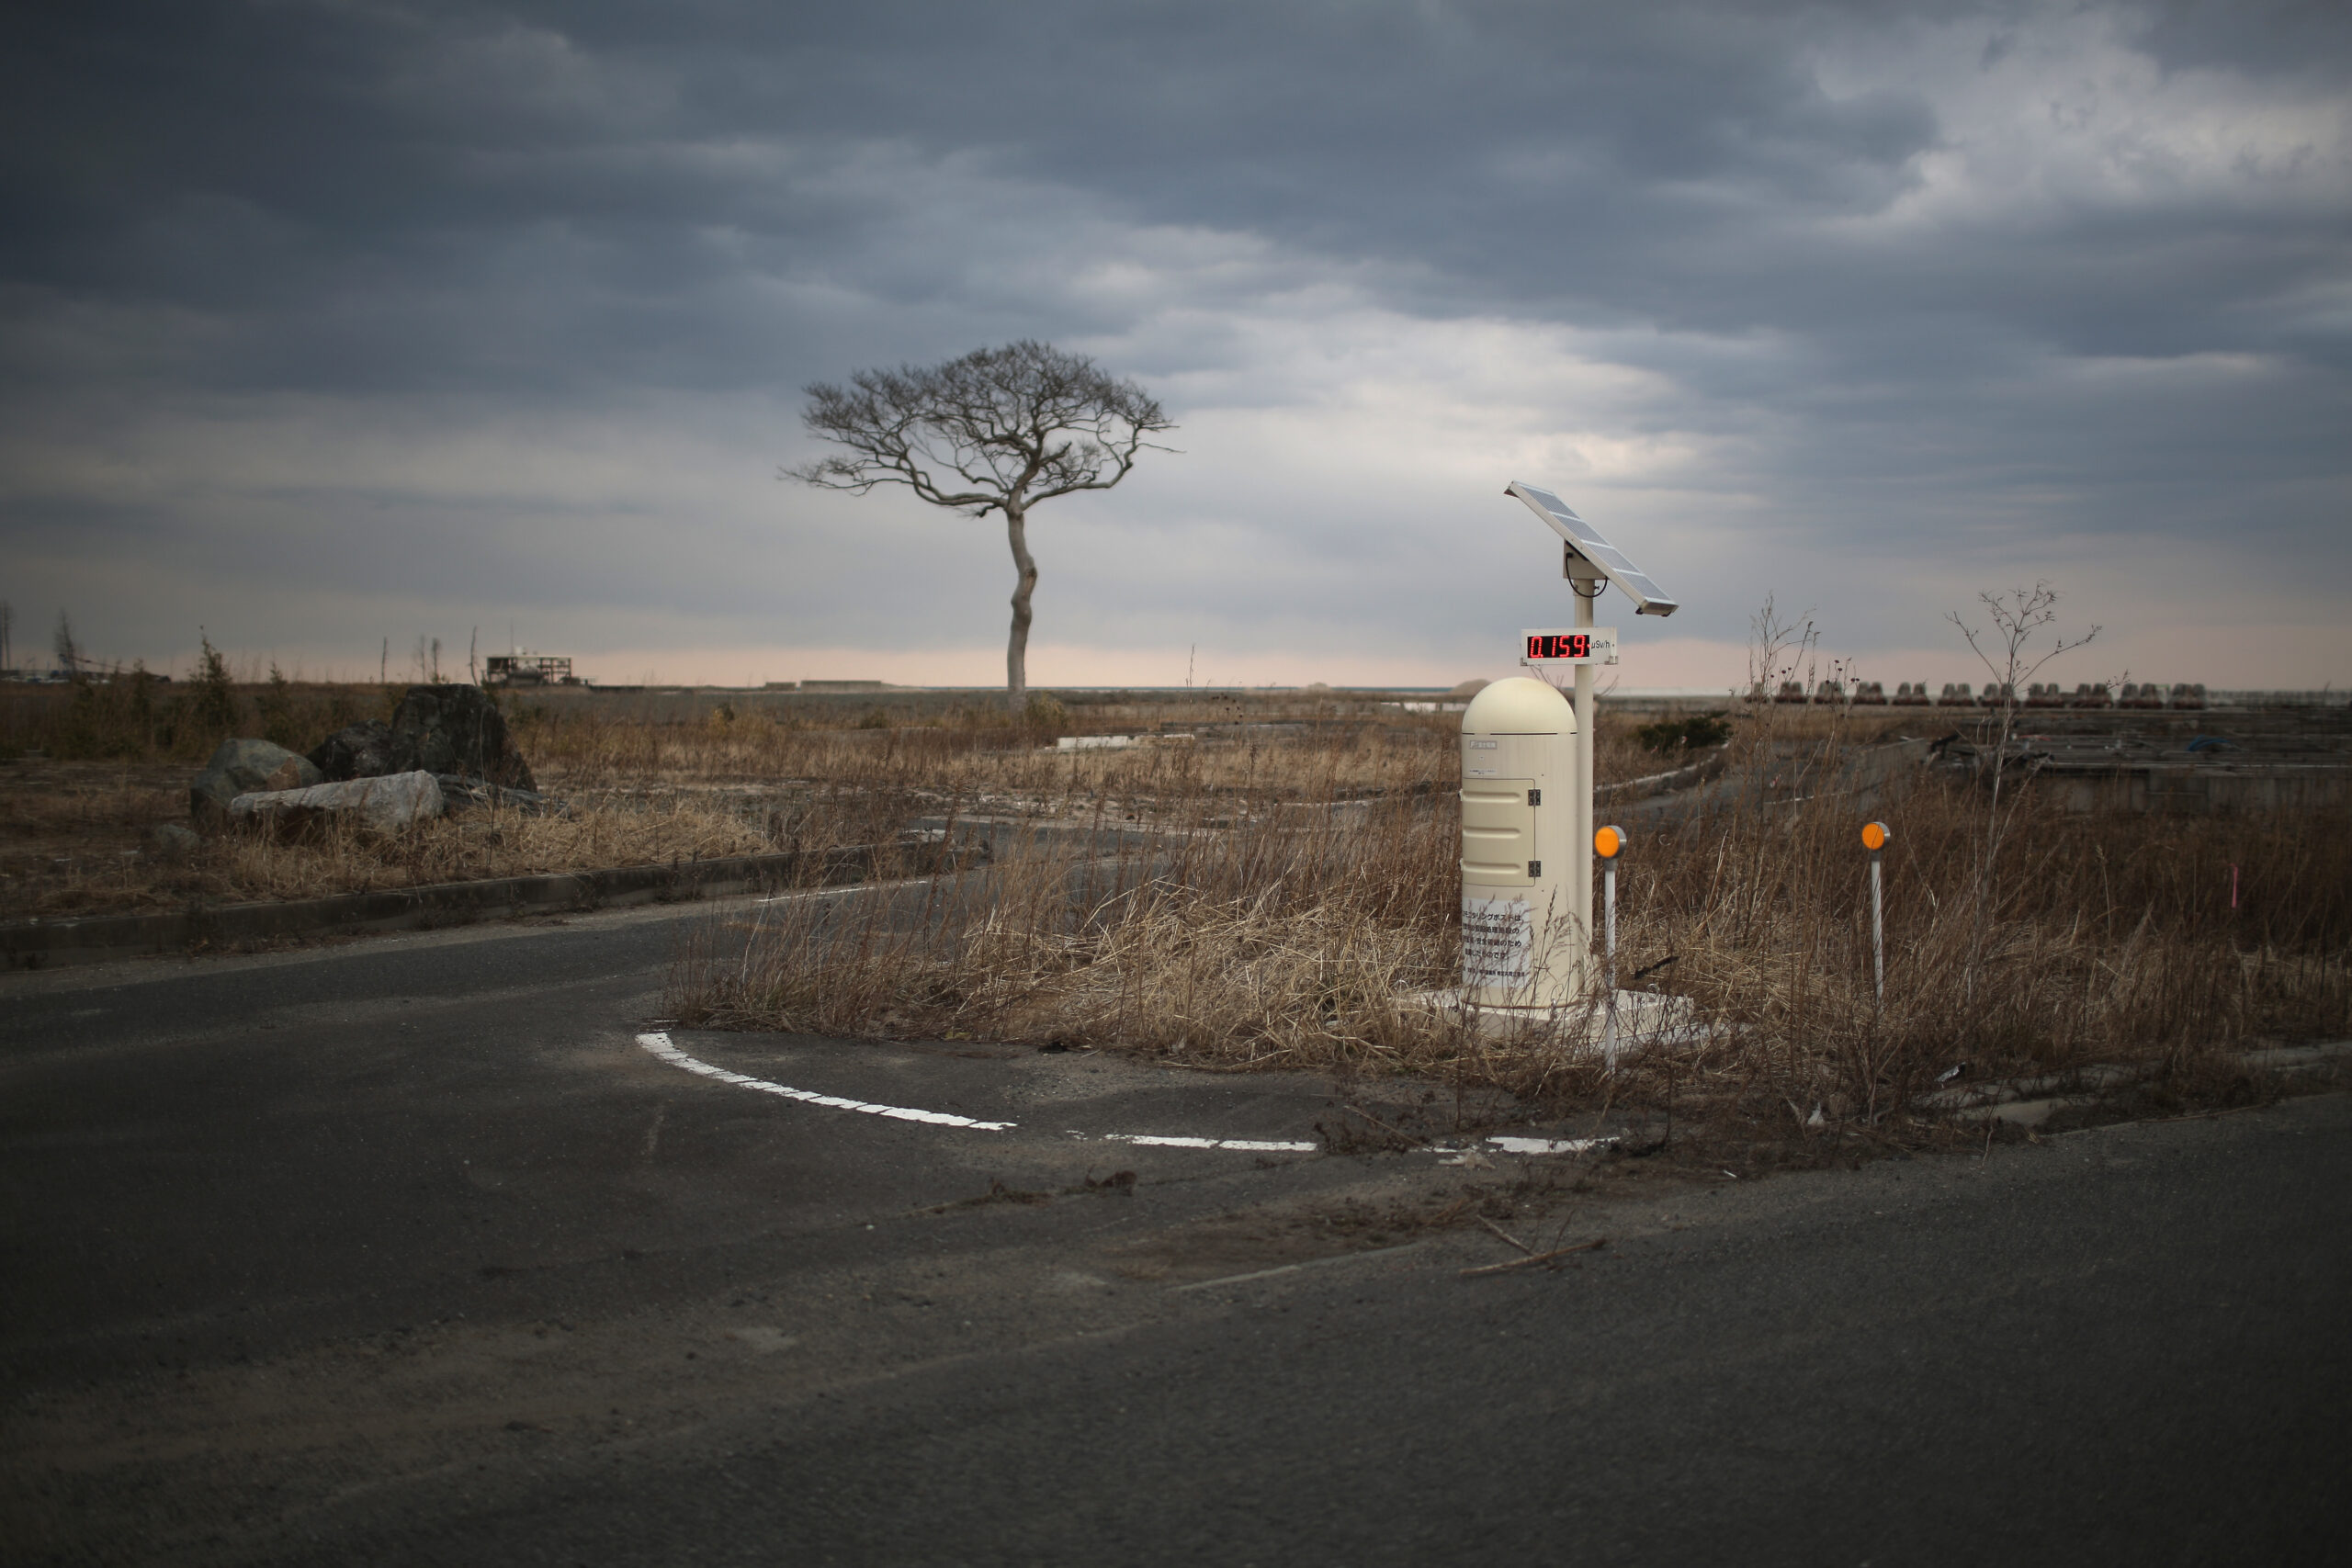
xmin=0 ymin=756 xmax=915 ymax=920
xmin=1603 ymin=716 xmax=2352 ymax=1122
xmin=506 ymin=694 xmax=1498 ymax=799
xmin=18 ymin=675 xmax=2348 ymax=1136
xmin=0 ymin=761 xmax=189 ymax=917
xmin=1 ymin=671 xmax=389 ymax=764
xmin=674 ymin=785 xmax=1472 ymax=1070
xmin=1 ymin=681 xmax=1479 ymax=918
xmin=670 ymin=702 xmax=2352 ymax=1128
xmin=0 ymin=760 xmax=802 ymax=919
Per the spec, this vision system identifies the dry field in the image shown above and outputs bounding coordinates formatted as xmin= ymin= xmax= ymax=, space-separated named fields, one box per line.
xmin=665 ymin=695 xmax=2352 ymax=1141
xmin=0 ymin=678 xmax=1528 ymax=919
xmin=6 ymin=676 xmax=2346 ymax=1142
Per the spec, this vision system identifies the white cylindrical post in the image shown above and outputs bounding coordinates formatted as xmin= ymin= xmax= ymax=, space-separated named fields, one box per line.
xmin=1596 ymin=825 xmax=1625 ymax=1066
xmin=1862 ymin=821 xmax=1891 ymax=1008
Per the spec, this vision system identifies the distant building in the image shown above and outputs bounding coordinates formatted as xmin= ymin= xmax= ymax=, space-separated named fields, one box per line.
xmin=484 ymin=653 xmax=578 ymax=686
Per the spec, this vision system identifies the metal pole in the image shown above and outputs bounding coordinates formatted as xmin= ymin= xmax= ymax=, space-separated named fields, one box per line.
xmin=1871 ymin=852 xmax=1884 ymax=1006
xmin=1596 ymin=824 xmax=1625 ymax=1067
xmin=1571 ymin=554 xmax=1596 ymax=993
xmin=1603 ymin=853 xmax=1618 ymax=1067
xmin=1861 ymin=821 xmax=1891 ymax=1009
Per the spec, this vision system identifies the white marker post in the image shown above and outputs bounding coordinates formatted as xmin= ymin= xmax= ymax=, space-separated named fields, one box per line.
xmin=1596 ymin=825 xmax=1626 ymax=1066
xmin=1862 ymin=820 xmax=1890 ymax=1007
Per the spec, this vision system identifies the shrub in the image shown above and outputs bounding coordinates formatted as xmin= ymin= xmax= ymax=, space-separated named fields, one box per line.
xmin=190 ymin=637 xmax=241 ymax=740
xmin=258 ymin=664 xmax=302 ymax=749
xmin=1634 ymin=713 xmax=1731 ymax=753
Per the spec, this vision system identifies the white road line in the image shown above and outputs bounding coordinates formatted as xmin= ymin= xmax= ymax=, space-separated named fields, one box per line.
xmin=1101 ymin=1133 xmax=1321 ymax=1154
xmin=747 ymin=851 xmax=1143 ymax=908
xmin=634 ymin=1032 xmax=1611 ymax=1159
xmin=635 ymin=1033 xmax=1015 ymax=1130
xmin=753 ymin=874 xmax=941 ymax=906
xmin=1486 ymin=1135 xmax=1611 ymax=1156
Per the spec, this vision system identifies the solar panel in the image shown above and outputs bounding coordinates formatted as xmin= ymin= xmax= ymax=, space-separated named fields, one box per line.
xmin=1503 ymin=482 xmax=1679 ymax=616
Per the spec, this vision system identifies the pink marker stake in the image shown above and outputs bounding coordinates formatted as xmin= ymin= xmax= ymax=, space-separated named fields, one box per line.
xmin=2231 ymin=863 xmax=2240 ymax=909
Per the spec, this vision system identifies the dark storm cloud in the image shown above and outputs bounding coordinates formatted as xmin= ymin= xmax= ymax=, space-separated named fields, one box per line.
xmin=0 ymin=4 xmax=2152 ymax=378
xmin=2 ymin=0 xmax=2346 ymax=670
xmin=4 ymin=0 xmax=2334 ymax=383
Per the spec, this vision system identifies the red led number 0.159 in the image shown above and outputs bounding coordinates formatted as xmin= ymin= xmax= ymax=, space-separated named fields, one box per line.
xmin=1517 ymin=627 xmax=1620 ymax=667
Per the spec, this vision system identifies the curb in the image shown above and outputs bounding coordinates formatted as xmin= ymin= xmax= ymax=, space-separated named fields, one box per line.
xmin=1930 ymin=1041 xmax=2352 ymax=1126
xmin=1 ymin=838 xmax=983 ymax=972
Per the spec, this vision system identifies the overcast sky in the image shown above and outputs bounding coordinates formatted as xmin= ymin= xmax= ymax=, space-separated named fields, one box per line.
xmin=4 ymin=0 xmax=2347 ymax=691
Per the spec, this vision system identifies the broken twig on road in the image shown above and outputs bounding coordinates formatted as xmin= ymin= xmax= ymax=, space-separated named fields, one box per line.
xmin=1460 ymin=1237 xmax=1608 ymax=1278
xmin=1476 ymin=1215 xmax=1533 ymax=1255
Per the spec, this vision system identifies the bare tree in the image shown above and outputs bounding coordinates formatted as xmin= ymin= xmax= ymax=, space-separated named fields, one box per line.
xmin=1948 ymin=582 xmax=2098 ymax=1009
xmin=786 ymin=341 xmax=1177 ymax=710
xmin=52 ymin=610 xmax=80 ymax=678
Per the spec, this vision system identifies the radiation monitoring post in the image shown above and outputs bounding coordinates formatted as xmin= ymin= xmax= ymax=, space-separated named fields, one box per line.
xmin=1455 ymin=483 xmax=1679 ymax=1021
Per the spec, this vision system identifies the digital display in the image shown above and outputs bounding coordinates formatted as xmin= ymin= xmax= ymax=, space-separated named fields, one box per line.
xmin=1518 ymin=626 xmax=1621 ymax=666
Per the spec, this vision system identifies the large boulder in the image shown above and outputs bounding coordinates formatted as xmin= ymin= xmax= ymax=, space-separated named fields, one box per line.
xmin=308 ymin=718 xmax=401 ymax=782
xmin=391 ymin=684 xmax=534 ymax=790
xmin=304 ymin=686 xmax=537 ymax=792
xmin=190 ymin=739 xmax=322 ymax=828
xmin=229 ymin=771 xmax=444 ymax=836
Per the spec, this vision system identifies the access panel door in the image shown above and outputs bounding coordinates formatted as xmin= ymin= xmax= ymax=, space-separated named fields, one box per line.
xmin=1461 ymin=780 xmax=1537 ymax=886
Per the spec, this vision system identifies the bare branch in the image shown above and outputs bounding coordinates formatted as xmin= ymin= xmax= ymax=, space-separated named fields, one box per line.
xmin=1946 ymin=581 xmax=2097 ymax=1021
xmin=785 ymin=341 xmax=1175 ymax=520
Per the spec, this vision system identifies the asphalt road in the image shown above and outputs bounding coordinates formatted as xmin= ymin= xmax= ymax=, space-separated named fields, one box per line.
xmin=4 ymin=906 xmax=2347 ymax=1565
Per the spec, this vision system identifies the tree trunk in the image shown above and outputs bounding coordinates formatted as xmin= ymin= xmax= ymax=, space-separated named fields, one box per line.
xmin=1005 ymin=503 xmax=1036 ymax=713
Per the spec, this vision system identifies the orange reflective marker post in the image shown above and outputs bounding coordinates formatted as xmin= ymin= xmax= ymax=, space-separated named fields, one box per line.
xmin=1596 ymin=826 xmax=1627 ymax=1066
xmin=1861 ymin=821 xmax=1891 ymax=1006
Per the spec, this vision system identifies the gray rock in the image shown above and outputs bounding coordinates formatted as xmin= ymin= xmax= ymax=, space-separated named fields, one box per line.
xmin=228 ymin=771 xmax=445 ymax=835
xmin=260 ymin=755 xmax=315 ymax=791
xmin=305 ymin=689 xmax=537 ymax=793
xmin=191 ymin=739 xmax=322 ymax=828
xmin=143 ymin=822 xmax=203 ymax=859
xmin=390 ymin=685 xmax=536 ymax=792
xmin=308 ymin=718 xmax=401 ymax=782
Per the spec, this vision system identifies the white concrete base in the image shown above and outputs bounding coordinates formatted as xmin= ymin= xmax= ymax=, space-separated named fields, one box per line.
xmin=1403 ymin=987 xmax=1705 ymax=1055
